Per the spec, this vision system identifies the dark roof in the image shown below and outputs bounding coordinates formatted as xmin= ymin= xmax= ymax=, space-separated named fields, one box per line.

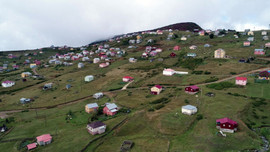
xmin=88 ymin=121 xmax=105 ymax=128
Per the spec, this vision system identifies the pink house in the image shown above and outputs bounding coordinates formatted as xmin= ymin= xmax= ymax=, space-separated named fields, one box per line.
xmin=150 ymin=51 xmax=157 ymax=56
xmin=36 ymin=134 xmax=52 ymax=146
xmin=99 ymin=62 xmax=109 ymax=68
xmin=35 ymin=60 xmax=41 ymax=65
xmin=103 ymin=103 xmax=118 ymax=116
xmin=254 ymin=49 xmax=265 ymax=55
xmin=27 ymin=143 xmax=37 ymax=150
xmin=235 ymin=77 xmax=247 ymax=86
xmin=71 ymin=56 xmax=79 ymax=61
xmin=123 ymin=76 xmax=134 ymax=82
xmin=173 ymin=45 xmax=180 ymax=51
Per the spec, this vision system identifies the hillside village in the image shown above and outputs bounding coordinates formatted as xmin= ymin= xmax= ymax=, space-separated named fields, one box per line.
xmin=0 ymin=22 xmax=270 ymax=151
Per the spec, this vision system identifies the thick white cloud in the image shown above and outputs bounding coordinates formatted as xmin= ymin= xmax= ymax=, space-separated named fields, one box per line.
xmin=0 ymin=0 xmax=270 ymax=51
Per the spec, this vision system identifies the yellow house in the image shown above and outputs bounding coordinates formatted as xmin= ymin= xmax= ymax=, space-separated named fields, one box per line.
xmin=248 ymin=31 xmax=254 ymax=36
xmin=21 ymin=72 xmax=32 ymax=78
xmin=136 ymin=35 xmax=142 ymax=40
xmin=150 ymin=85 xmax=162 ymax=95
xmin=214 ymin=49 xmax=226 ymax=58
xmin=181 ymin=36 xmax=187 ymax=41
xmin=85 ymin=103 xmax=99 ymax=113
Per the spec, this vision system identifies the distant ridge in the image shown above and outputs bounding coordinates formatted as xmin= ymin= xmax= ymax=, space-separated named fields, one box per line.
xmin=151 ymin=22 xmax=202 ymax=31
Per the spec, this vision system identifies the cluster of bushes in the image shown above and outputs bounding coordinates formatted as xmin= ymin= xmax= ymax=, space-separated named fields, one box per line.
xmin=204 ymin=76 xmax=219 ymax=83
xmin=206 ymin=81 xmax=235 ymax=90
xmin=148 ymin=104 xmax=165 ymax=112
xmin=227 ymin=92 xmax=248 ymax=98
xmin=192 ymin=71 xmax=211 ymax=75
xmin=179 ymin=58 xmax=204 ymax=70
xmin=150 ymin=97 xmax=170 ymax=104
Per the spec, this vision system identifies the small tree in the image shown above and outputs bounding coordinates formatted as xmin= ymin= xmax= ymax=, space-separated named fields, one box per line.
xmin=209 ymin=34 xmax=214 ymax=39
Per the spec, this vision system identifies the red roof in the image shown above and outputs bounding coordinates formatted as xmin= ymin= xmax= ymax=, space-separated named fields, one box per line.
xmin=236 ymin=77 xmax=247 ymax=81
xmin=189 ymin=85 xmax=199 ymax=90
xmin=27 ymin=143 xmax=37 ymax=150
xmin=123 ymin=76 xmax=134 ymax=79
xmin=216 ymin=117 xmax=237 ymax=125
xmin=154 ymin=85 xmax=162 ymax=89
xmin=36 ymin=134 xmax=52 ymax=142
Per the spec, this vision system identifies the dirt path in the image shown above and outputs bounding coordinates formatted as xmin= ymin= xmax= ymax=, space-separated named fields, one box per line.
xmin=121 ymin=80 xmax=134 ymax=90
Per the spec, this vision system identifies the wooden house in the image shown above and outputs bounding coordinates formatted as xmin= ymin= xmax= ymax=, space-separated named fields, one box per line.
xmin=103 ymin=103 xmax=118 ymax=116
xmin=181 ymin=105 xmax=197 ymax=115
xmin=151 ymin=85 xmax=162 ymax=95
xmin=181 ymin=36 xmax=187 ymax=41
xmin=123 ymin=76 xmax=134 ymax=82
xmin=258 ymin=71 xmax=270 ymax=80
xmin=254 ymin=49 xmax=265 ymax=55
xmin=185 ymin=85 xmax=199 ymax=94
xmin=214 ymin=49 xmax=226 ymax=58
xmin=85 ymin=103 xmax=99 ymax=113
xmin=235 ymin=77 xmax=247 ymax=86
xmin=36 ymin=134 xmax=52 ymax=146
xmin=87 ymin=121 xmax=106 ymax=135
xmin=216 ymin=118 xmax=238 ymax=133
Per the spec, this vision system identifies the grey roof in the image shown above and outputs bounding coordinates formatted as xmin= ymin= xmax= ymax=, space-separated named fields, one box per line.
xmin=106 ymin=103 xmax=118 ymax=110
xmin=88 ymin=121 xmax=105 ymax=128
xmin=86 ymin=103 xmax=98 ymax=108
xmin=182 ymin=105 xmax=197 ymax=110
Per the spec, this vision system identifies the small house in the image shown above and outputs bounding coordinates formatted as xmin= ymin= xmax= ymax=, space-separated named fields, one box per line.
xmin=123 ymin=76 xmax=134 ymax=82
xmin=247 ymin=31 xmax=254 ymax=36
xmin=181 ymin=105 xmax=197 ymax=115
xmin=142 ymin=52 xmax=148 ymax=58
xmin=170 ymin=52 xmax=176 ymax=58
xmin=99 ymin=62 xmax=109 ymax=68
xmin=43 ymin=83 xmax=53 ymax=90
xmin=30 ymin=64 xmax=37 ymax=69
xmin=36 ymin=134 xmax=52 ymax=146
xmin=27 ymin=143 xmax=37 ymax=150
xmin=181 ymin=36 xmax=187 ymax=41
xmin=78 ymin=63 xmax=84 ymax=68
xmin=21 ymin=72 xmax=32 ymax=78
xmin=173 ymin=45 xmax=180 ymax=51
xmin=204 ymin=44 xmax=210 ymax=47
xmin=254 ymin=49 xmax=265 ymax=55
xmin=129 ymin=58 xmax=137 ymax=63
xmin=93 ymin=58 xmax=100 ymax=64
xmin=151 ymin=85 xmax=162 ymax=95
xmin=0 ymin=124 xmax=7 ymax=132
xmin=103 ymin=103 xmax=118 ymax=116
xmin=82 ymin=57 xmax=90 ymax=61
xmin=163 ymin=69 xmax=175 ymax=76
xmin=149 ymin=51 xmax=157 ymax=57
xmin=187 ymin=53 xmax=196 ymax=58
xmin=214 ymin=49 xmax=226 ymax=58
xmin=199 ymin=30 xmax=205 ymax=36
xmin=156 ymin=48 xmax=162 ymax=53
xmin=71 ymin=56 xmax=79 ymax=61
xmin=85 ymin=75 xmax=94 ymax=82
xmin=185 ymin=85 xmax=199 ymax=94
xmin=20 ymin=98 xmax=31 ymax=104
xmin=93 ymin=92 xmax=103 ymax=99
xmin=66 ymin=84 xmax=71 ymax=89
xmin=2 ymin=81 xmax=15 ymax=88
xmin=85 ymin=103 xmax=99 ymax=113
xmin=262 ymin=31 xmax=267 ymax=36
xmin=265 ymin=42 xmax=270 ymax=48
xmin=235 ymin=77 xmax=247 ymax=86
xmin=243 ymin=41 xmax=250 ymax=47
xmin=189 ymin=45 xmax=197 ymax=50
xmin=263 ymin=36 xmax=269 ymax=41
xmin=87 ymin=121 xmax=106 ymax=135
xmin=216 ymin=118 xmax=238 ymax=133
xmin=258 ymin=71 xmax=270 ymax=80
xmin=247 ymin=37 xmax=254 ymax=42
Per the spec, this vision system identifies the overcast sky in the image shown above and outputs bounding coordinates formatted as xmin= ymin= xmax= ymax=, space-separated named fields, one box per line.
xmin=0 ymin=0 xmax=270 ymax=51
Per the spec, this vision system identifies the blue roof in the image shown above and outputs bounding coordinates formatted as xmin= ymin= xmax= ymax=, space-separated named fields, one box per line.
xmin=86 ymin=103 xmax=99 ymax=108
xmin=182 ymin=105 xmax=197 ymax=110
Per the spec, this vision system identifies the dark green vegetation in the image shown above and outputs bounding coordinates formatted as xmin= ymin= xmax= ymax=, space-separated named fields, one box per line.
xmin=0 ymin=29 xmax=270 ymax=152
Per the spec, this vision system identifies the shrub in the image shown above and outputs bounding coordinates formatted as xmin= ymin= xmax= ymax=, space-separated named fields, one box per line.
xmin=230 ymin=72 xmax=236 ymax=75
xmin=204 ymin=71 xmax=211 ymax=75
xmin=150 ymin=98 xmax=169 ymax=104
xmin=196 ymin=114 xmax=203 ymax=120
xmin=192 ymin=71 xmax=203 ymax=75
xmin=148 ymin=108 xmax=155 ymax=112
xmin=155 ymin=104 xmax=165 ymax=110
xmin=204 ymin=77 xmax=219 ymax=83
xmin=184 ymin=99 xmax=189 ymax=104
xmin=206 ymin=82 xmax=235 ymax=90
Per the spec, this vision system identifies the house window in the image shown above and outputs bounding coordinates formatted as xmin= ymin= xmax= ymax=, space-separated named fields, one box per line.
xmin=229 ymin=125 xmax=231 ymax=127
xmin=223 ymin=124 xmax=225 ymax=127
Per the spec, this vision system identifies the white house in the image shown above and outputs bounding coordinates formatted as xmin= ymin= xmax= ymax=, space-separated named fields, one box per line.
xmin=85 ymin=75 xmax=94 ymax=82
xmin=93 ymin=92 xmax=103 ymax=99
xmin=262 ymin=31 xmax=267 ymax=36
xmin=181 ymin=105 xmax=197 ymax=115
xmin=93 ymin=58 xmax=100 ymax=64
xmin=2 ymin=81 xmax=15 ymax=88
xmin=87 ymin=121 xmax=106 ymax=135
xmin=235 ymin=77 xmax=247 ymax=86
xmin=163 ymin=69 xmax=175 ymax=76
